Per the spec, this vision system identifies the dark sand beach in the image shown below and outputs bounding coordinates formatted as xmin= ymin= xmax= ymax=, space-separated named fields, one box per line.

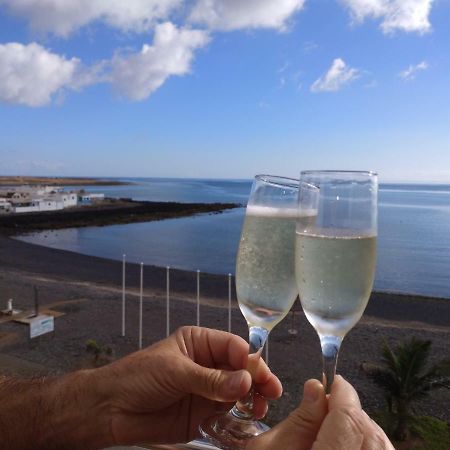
xmin=0 ymin=233 xmax=449 ymax=428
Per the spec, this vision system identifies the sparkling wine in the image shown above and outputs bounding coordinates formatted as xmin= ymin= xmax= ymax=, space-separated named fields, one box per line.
xmin=236 ymin=205 xmax=299 ymax=330
xmin=295 ymin=232 xmax=377 ymax=338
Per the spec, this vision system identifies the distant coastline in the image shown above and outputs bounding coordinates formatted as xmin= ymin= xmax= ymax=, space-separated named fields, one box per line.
xmin=0 ymin=176 xmax=132 ymax=186
xmin=0 ymin=199 xmax=240 ymax=234
xmin=4 ymin=177 xmax=450 ymax=299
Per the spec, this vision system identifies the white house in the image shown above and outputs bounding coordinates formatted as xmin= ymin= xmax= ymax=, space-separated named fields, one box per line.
xmin=54 ymin=192 xmax=78 ymax=207
xmin=78 ymin=192 xmax=105 ymax=203
xmin=12 ymin=198 xmax=63 ymax=213
xmin=12 ymin=205 xmax=39 ymax=213
xmin=1 ymin=186 xmax=103 ymax=213
xmin=0 ymin=198 xmax=11 ymax=213
xmin=38 ymin=198 xmax=63 ymax=211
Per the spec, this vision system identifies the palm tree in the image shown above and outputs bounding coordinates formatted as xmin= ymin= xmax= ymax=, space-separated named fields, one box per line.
xmin=364 ymin=337 xmax=450 ymax=441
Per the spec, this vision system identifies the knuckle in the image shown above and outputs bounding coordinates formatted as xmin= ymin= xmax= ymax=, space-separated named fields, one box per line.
xmin=206 ymin=369 xmax=223 ymax=393
xmin=178 ymin=325 xmax=192 ymax=336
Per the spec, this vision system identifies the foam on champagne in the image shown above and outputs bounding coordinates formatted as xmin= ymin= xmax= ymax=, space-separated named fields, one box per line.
xmin=245 ymin=204 xmax=298 ymax=218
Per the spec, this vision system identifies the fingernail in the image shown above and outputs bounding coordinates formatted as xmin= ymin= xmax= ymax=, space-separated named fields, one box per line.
xmin=303 ymin=380 xmax=320 ymax=403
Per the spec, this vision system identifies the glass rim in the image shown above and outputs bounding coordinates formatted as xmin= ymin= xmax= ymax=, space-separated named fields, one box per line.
xmin=255 ymin=174 xmax=299 ymax=189
xmin=300 ymin=170 xmax=378 ymax=177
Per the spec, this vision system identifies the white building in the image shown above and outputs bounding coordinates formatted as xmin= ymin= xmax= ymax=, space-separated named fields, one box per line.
xmin=78 ymin=192 xmax=105 ymax=203
xmin=12 ymin=199 xmax=63 ymax=213
xmin=0 ymin=198 xmax=11 ymax=213
xmin=55 ymin=192 xmax=78 ymax=207
xmin=0 ymin=186 xmax=102 ymax=214
xmin=12 ymin=205 xmax=39 ymax=213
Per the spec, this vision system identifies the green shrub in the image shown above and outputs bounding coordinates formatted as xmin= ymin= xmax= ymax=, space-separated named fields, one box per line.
xmin=364 ymin=337 xmax=450 ymax=441
xmin=85 ymin=339 xmax=113 ymax=364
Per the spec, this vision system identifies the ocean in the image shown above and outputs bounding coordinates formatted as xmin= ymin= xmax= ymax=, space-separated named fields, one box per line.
xmin=16 ymin=178 xmax=450 ymax=299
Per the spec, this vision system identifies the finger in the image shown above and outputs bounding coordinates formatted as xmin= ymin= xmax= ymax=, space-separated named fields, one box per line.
xmin=181 ymin=327 xmax=249 ymax=370
xmin=185 ymin=362 xmax=252 ymax=402
xmin=311 ymin=408 xmax=365 ymax=450
xmin=248 ymin=354 xmax=271 ymax=383
xmin=247 ymin=379 xmax=327 ymax=450
xmin=312 ymin=376 xmax=365 ymax=450
xmin=248 ymin=354 xmax=283 ymax=399
xmin=328 ymin=375 xmax=362 ymax=411
xmin=312 ymin=377 xmax=394 ymax=450
xmin=252 ymin=393 xmax=269 ymax=420
xmin=254 ymin=375 xmax=283 ymax=400
xmin=361 ymin=411 xmax=396 ymax=450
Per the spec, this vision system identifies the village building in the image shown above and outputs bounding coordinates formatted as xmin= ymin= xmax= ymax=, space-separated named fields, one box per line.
xmin=0 ymin=198 xmax=12 ymax=213
xmin=0 ymin=186 xmax=103 ymax=214
xmin=78 ymin=192 xmax=105 ymax=204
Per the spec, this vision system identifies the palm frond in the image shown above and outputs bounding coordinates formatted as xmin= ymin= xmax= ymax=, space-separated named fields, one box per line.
xmin=400 ymin=338 xmax=432 ymax=397
xmin=366 ymin=338 xmax=449 ymax=404
xmin=364 ymin=337 xmax=449 ymax=441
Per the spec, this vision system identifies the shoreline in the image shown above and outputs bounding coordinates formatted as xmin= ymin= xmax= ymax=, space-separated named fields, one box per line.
xmin=0 ymin=233 xmax=449 ymax=325
xmin=11 ymin=233 xmax=450 ymax=304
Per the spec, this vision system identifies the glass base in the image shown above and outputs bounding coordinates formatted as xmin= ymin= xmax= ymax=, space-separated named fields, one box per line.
xmin=199 ymin=411 xmax=270 ymax=450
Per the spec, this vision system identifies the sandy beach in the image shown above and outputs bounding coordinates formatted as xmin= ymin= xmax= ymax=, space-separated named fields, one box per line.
xmin=0 ymin=234 xmax=449 ymax=426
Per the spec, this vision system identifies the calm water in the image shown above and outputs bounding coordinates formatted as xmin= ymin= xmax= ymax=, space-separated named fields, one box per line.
xmin=16 ymin=178 xmax=450 ymax=299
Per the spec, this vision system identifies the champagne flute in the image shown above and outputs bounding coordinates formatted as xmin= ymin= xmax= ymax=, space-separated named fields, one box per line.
xmin=295 ymin=171 xmax=377 ymax=394
xmin=200 ymin=175 xmax=300 ymax=449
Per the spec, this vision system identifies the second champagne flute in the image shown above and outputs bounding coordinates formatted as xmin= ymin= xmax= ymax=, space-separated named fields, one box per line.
xmin=295 ymin=171 xmax=378 ymax=394
xmin=200 ymin=174 xmax=299 ymax=449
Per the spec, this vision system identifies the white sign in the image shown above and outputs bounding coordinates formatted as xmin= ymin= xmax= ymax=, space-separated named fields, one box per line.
xmin=30 ymin=314 xmax=54 ymax=338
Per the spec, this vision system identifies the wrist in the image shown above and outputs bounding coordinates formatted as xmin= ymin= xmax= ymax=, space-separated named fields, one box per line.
xmin=36 ymin=369 xmax=113 ymax=450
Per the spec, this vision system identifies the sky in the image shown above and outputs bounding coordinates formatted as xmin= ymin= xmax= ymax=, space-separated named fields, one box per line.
xmin=0 ymin=0 xmax=449 ymax=182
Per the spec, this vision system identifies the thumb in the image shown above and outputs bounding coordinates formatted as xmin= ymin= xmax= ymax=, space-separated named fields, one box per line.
xmin=186 ymin=362 xmax=252 ymax=402
xmin=312 ymin=376 xmax=365 ymax=450
xmin=247 ymin=379 xmax=327 ymax=450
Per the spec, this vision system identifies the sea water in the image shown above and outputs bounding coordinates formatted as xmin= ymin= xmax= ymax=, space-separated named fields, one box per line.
xmin=15 ymin=178 xmax=450 ymax=299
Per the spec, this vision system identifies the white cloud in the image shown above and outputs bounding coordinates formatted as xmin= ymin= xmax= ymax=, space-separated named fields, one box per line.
xmin=340 ymin=0 xmax=434 ymax=34
xmin=399 ymin=60 xmax=429 ymax=80
xmin=0 ymin=0 xmax=181 ymax=37
xmin=0 ymin=42 xmax=96 ymax=107
xmin=0 ymin=23 xmax=209 ymax=106
xmin=189 ymin=0 xmax=305 ymax=31
xmin=311 ymin=58 xmax=359 ymax=93
xmin=110 ymin=22 xmax=209 ymax=101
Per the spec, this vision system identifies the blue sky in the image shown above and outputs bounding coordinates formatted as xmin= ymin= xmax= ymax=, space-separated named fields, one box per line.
xmin=0 ymin=0 xmax=449 ymax=182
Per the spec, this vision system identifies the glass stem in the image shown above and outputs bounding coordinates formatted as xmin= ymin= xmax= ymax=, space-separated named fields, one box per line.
xmin=320 ymin=335 xmax=342 ymax=395
xmin=231 ymin=326 xmax=269 ymax=420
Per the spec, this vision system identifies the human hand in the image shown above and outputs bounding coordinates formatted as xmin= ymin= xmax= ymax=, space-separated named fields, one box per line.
xmin=94 ymin=326 xmax=282 ymax=446
xmin=248 ymin=375 xmax=394 ymax=450
xmin=311 ymin=375 xmax=395 ymax=449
